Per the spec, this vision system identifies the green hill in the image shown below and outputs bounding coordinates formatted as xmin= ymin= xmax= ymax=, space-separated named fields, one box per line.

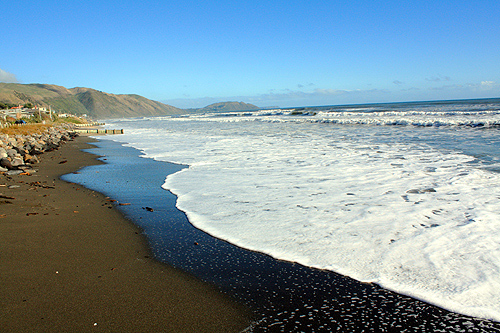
xmin=0 ymin=83 xmax=183 ymax=119
xmin=196 ymin=101 xmax=259 ymax=113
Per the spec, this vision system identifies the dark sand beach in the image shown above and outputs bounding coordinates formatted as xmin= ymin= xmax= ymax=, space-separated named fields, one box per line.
xmin=0 ymin=136 xmax=251 ymax=332
xmin=4 ymin=134 xmax=500 ymax=333
xmin=60 ymin=138 xmax=500 ymax=333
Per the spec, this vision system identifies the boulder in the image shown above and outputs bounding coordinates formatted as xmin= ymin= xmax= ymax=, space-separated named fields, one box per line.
xmin=0 ymin=158 xmax=16 ymax=170
xmin=6 ymin=170 xmax=24 ymax=176
xmin=10 ymin=157 xmax=25 ymax=167
xmin=6 ymin=149 xmax=18 ymax=158
xmin=24 ymin=154 xmax=39 ymax=164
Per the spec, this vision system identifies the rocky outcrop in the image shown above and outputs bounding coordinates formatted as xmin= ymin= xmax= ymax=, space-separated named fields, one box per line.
xmin=0 ymin=125 xmax=77 ymax=175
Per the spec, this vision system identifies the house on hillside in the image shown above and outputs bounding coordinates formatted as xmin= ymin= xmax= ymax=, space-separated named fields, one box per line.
xmin=1 ymin=104 xmax=54 ymax=122
xmin=0 ymin=109 xmax=23 ymax=120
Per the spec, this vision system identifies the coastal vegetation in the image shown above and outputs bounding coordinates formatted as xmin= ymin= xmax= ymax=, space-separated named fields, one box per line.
xmin=0 ymin=123 xmax=53 ymax=136
xmin=0 ymin=102 xmax=18 ymax=109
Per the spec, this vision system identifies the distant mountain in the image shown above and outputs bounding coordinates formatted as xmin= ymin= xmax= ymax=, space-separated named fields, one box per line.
xmin=196 ymin=101 xmax=259 ymax=113
xmin=0 ymin=83 xmax=183 ymax=119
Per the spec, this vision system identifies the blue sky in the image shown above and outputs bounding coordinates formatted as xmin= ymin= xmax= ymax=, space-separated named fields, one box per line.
xmin=2 ymin=0 xmax=500 ymax=108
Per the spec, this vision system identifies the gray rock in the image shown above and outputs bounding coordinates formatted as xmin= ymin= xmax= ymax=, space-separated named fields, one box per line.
xmin=6 ymin=149 xmax=17 ymax=158
xmin=406 ymin=188 xmax=437 ymax=194
xmin=10 ymin=157 xmax=24 ymax=167
xmin=18 ymin=166 xmax=36 ymax=173
xmin=0 ymin=158 xmax=15 ymax=170
xmin=24 ymin=154 xmax=39 ymax=164
xmin=6 ymin=170 xmax=24 ymax=176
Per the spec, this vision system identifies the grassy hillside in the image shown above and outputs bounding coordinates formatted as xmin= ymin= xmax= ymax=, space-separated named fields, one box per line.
xmin=196 ymin=101 xmax=259 ymax=113
xmin=0 ymin=83 xmax=183 ymax=119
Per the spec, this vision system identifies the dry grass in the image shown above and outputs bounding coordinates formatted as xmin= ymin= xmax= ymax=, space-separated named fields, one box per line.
xmin=0 ymin=124 xmax=53 ymax=136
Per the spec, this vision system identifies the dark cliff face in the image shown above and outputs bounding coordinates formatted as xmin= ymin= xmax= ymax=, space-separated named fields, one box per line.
xmin=0 ymin=83 xmax=184 ymax=119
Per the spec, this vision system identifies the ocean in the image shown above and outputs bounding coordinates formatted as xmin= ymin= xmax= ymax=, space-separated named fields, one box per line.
xmin=65 ymin=98 xmax=500 ymax=331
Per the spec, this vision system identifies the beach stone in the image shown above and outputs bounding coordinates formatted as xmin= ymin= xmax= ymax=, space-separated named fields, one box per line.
xmin=0 ymin=148 xmax=7 ymax=158
xmin=45 ymin=143 xmax=59 ymax=152
xmin=5 ymin=170 xmax=23 ymax=176
xmin=6 ymin=149 xmax=17 ymax=158
xmin=0 ymin=158 xmax=16 ymax=170
xmin=24 ymin=154 xmax=39 ymax=164
xmin=10 ymin=157 xmax=24 ymax=167
xmin=31 ymin=144 xmax=45 ymax=155
xmin=0 ymin=166 xmax=8 ymax=172
xmin=16 ymin=148 xmax=29 ymax=156
xmin=406 ymin=188 xmax=437 ymax=194
xmin=18 ymin=166 xmax=36 ymax=173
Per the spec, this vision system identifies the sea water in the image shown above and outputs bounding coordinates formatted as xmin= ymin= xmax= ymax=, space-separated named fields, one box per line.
xmin=101 ymin=99 xmax=500 ymax=322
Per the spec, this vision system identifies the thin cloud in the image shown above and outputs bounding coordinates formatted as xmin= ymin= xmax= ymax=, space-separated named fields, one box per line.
xmin=297 ymin=83 xmax=315 ymax=89
xmin=475 ymin=81 xmax=499 ymax=91
xmin=0 ymin=68 xmax=19 ymax=83
xmin=165 ymin=79 xmax=500 ymax=109
xmin=393 ymin=80 xmax=404 ymax=85
xmin=163 ymin=87 xmax=393 ymax=109
xmin=481 ymin=81 xmax=496 ymax=87
xmin=162 ymin=96 xmax=222 ymax=109
xmin=400 ymin=87 xmax=420 ymax=92
xmin=426 ymin=75 xmax=451 ymax=82
xmin=429 ymin=81 xmax=498 ymax=91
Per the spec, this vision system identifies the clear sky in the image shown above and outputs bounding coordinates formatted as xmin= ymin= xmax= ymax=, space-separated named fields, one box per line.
xmin=2 ymin=0 xmax=500 ymax=108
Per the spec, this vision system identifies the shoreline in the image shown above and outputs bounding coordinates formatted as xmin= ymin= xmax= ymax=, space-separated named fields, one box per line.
xmin=66 ymin=137 xmax=500 ymax=332
xmin=0 ymin=136 xmax=252 ymax=332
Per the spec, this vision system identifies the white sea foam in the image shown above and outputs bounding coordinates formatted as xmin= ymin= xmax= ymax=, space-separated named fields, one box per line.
xmin=103 ymin=108 xmax=500 ymax=321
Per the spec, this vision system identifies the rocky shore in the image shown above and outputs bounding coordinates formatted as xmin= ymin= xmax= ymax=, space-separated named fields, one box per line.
xmin=0 ymin=125 xmax=77 ymax=175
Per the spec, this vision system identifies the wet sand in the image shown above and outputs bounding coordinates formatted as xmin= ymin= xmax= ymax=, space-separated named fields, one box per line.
xmin=62 ymin=138 xmax=500 ymax=333
xmin=0 ymin=136 xmax=251 ymax=332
